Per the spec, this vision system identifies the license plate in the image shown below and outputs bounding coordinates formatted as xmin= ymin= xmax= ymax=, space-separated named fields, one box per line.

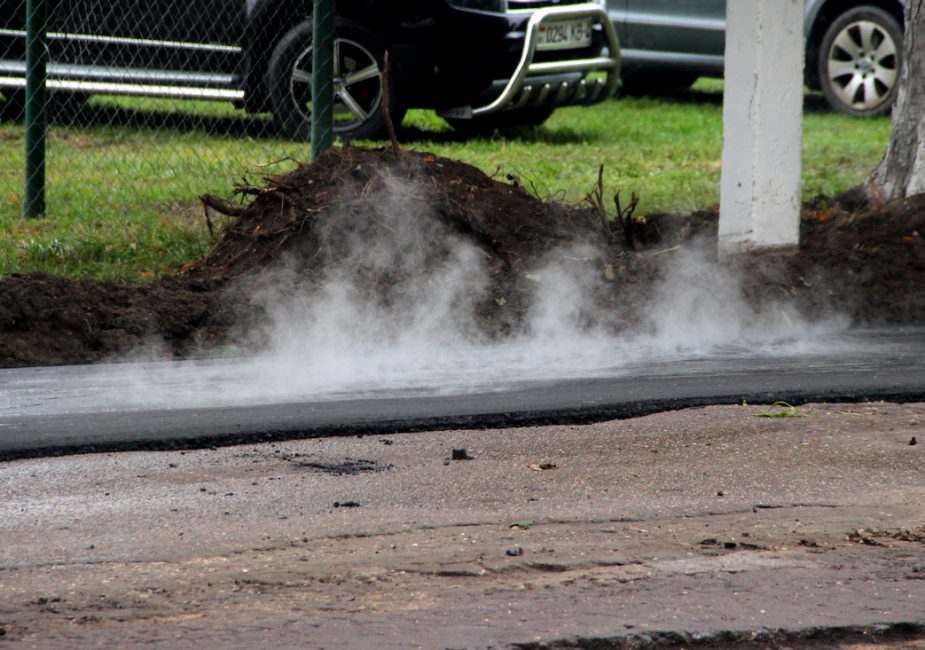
xmin=537 ymin=18 xmax=593 ymax=51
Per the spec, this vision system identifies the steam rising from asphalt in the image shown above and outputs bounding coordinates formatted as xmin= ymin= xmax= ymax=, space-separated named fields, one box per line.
xmin=93 ymin=179 xmax=847 ymax=412
xmin=645 ymin=245 xmax=824 ymax=354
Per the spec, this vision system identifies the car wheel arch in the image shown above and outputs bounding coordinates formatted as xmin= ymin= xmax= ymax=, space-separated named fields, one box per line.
xmin=804 ymin=0 xmax=905 ymax=89
xmin=811 ymin=1 xmax=905 ymax=116
xmin=267 ymin=17 xmax=405 ymax=140
xmin=241 ymin=0 xmax=384 ymax=108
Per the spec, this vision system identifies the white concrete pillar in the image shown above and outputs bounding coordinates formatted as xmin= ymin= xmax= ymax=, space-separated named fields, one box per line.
xmin=719 ymin=0 xmax=805 ymax=256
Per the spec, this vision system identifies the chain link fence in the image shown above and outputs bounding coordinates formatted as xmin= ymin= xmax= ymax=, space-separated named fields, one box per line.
xmin=1 ymin=0 xmax=337 ymax=226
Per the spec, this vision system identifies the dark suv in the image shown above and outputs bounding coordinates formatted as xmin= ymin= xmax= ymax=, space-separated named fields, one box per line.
xmin=0 ymin=0 xmax=620 ymax=138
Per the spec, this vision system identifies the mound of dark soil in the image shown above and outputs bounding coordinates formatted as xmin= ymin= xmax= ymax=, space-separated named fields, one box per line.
xmin=1 ymin=146 xmax=923 ymax=368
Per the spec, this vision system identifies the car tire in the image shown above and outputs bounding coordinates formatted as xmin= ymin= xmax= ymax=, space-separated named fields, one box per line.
xmin=268 ymin=18 xmax=404 ymax=141
xmin=51 ymin=92 xmax=91 ymax=120
xmin=445 ymin=107 xmax=554 ymax=137
xmin=1 ymin=90 xmax=91 ymax=123
xmin=0 ymin=88 xmax=25 ymax=122
xmin=619 ymin=71 xmax=698 ymax=96
xmin=817 ymin=6 xmax=903 ymax=117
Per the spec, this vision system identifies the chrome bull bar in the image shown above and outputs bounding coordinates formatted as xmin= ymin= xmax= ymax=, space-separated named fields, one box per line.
xmin=440 ymin=4 xmax=620 ymax=119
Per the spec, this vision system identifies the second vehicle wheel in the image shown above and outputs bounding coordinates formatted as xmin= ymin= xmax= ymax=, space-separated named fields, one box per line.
xmin=268 ymin=18 xmax=404 ymax=141
xmin=817 ymin=6 xmax=903 ymax=117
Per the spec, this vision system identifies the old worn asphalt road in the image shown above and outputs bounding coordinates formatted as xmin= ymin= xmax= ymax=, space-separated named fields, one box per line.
xmin=1 ymin=402 xmax=925 ymax=648
xmin=1 ymin=327 xmax=924 ymax=648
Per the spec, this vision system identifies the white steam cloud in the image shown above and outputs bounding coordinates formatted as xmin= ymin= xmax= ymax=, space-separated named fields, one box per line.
xmin=54 ymin=178 xmax=851 ymax=414
xmin=642 ymin=243 xmax=844 ymax=355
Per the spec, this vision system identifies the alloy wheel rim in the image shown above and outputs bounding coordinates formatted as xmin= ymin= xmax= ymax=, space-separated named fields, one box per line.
xmin=289 ymin=37 xmax=383 ymax=132
xmin=826 ymin=19 xmax=899 ymax=112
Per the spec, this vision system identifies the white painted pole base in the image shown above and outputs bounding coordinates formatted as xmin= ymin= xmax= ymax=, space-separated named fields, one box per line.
xmin=719 ymin=0 xmax=805 ymax=257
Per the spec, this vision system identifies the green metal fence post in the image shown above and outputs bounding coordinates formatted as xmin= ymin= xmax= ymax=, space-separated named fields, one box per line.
xmin=311 ymin=0 xmax=334 ymax=160
xmin=24 ymin=0 xmax=48 ymax=218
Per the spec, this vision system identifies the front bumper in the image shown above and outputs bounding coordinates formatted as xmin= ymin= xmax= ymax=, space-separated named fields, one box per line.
xmin=438 ymin=3 xmax=619 ymax=119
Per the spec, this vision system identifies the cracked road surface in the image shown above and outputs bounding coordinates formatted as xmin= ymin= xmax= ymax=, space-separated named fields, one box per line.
xmin=2 ymin=402 xmax=925 ymax=648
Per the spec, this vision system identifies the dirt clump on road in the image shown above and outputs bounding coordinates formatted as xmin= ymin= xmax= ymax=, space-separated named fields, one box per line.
xmin=1 ymin=146 xmax=924 ymax=368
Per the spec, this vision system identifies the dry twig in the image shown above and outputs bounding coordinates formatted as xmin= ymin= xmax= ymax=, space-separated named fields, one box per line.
xmin=200 ymin=194 xmax=245 ymax=218
xmin=585 ymin=164 xmax=609 ymax=237
xmin=614 ymin=190 xmax=640 ymax=246
xmin=382 ymin=51 xmax=402 ymax=158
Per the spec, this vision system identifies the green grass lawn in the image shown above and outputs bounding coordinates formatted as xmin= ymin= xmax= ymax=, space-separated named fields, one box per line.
xmin=0 ymin=81 xmax=893 ymax=282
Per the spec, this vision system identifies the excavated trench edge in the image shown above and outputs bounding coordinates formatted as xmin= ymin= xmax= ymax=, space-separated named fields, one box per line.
xmin=2 ymin=388 xmax=924 ymax=463
xmin=511 ymin=622 xmax=925 ymax=649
